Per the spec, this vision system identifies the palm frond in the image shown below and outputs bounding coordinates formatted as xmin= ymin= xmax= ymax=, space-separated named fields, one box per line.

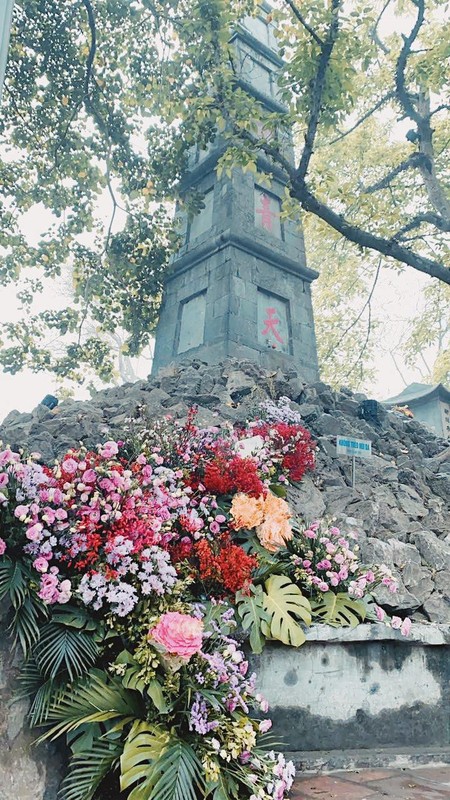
xmin=33 ymin=620 xmax=99 ymax=681
xmin=148 ymin=740 xmax=205 ymax=800
xmin=12 ymin=595 xmax=47 ymax=656
xmin=0 ymin=558 xmax=48 ymax=656
xmin=38 ymin=669 xmax=142 ymax=742
xmin=0 ymin=557 xmax=27 ymax=607
xmin=58 ymin=738 xmax=122 ymax=800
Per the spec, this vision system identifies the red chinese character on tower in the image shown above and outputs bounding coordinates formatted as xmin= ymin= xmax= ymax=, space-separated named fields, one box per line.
xmin=261 ymin=307 xmax=284 ymax=346
xmin=255 ymin=193 xmax=276 ymax=232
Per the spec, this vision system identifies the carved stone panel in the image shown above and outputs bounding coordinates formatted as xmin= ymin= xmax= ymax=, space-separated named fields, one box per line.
xmin=254 ymin=187 xmax=282 ymax=238
xmin=177 ymin=292 xmax=207 ymax=354
xmin=257 ymin=289 xmax=291 ymax=354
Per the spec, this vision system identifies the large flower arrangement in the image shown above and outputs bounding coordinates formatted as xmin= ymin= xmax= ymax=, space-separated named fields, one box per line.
xmin=0 ymin=403 xmax=410 ymax=800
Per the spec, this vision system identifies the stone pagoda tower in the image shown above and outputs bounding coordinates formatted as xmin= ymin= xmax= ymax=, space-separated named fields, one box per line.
xmin=152 ymin=3 xmax=319 ymax=381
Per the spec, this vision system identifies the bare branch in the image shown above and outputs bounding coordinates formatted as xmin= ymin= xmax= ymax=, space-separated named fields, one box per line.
xmin=371 ymin=0 xmax=393 ymax=55
xmin=394 ymin=212 xmax=450 ymax=240
xmin=81 ymin=0 xmax=96 ymax=103
xmin=296 ymin=0 xmax=341 ymax=183
xmin=327 ymin=92 xmax=394 ymax=145
xmin=395 ymin=0 xmax=425 ymax=126
xmin=430 ymin=103 xmax=450 ymax=117
xmin=321 ymin=258 xmax=381 ymax=363
xmin=284 ymin=0 xmax=324 ymax=46
xmin=363 ymin=152 xmax=428 ymax=193
xmin=292 ymin=184 xmax=450 ymax=284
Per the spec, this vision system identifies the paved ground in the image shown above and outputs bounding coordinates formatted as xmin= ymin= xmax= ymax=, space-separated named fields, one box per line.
xmin=292 ymin=766 xmax=450 ymax=799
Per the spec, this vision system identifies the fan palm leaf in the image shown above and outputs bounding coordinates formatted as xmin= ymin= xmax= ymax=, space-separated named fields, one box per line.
xmin=38 ymin=669 xmax=141 ymax=742
xmin=33 ymin=620 xmax=99 ymax=681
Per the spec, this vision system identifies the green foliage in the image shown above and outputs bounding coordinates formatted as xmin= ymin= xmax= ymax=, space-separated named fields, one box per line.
xmin=120 ymin=722 xmax=197 ymax=800
xmin=0 ymin=557 xmax=48 ymax=655
xmin=58 ymin=738 xmax=122 ymax=800
xmin=261 ymin=575 xmax=311 ymax=647
xmin=236 ymin=584 xmax=270 ymax=654
xmin=33 ymin=617 xmax=100 ymax=681
xmin=311 ymin=592 xmax=367 ymax=627
xmin=2 ymin=0 xmax=449 ymax=385
xmin=38 ymin=668 xmax=142 ymax=741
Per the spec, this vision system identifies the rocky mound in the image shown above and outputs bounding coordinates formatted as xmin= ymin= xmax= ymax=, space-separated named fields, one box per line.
xmin=1 ymin=358 xmax=449 ymax=622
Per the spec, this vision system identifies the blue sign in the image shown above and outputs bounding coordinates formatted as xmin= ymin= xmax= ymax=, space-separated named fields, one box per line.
xmin=336 ymin=436 xmax=372 ymax=458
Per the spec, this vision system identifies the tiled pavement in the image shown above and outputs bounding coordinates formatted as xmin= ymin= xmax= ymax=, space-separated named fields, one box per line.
xmin=292 ymin=766 xmax=450 ymax=799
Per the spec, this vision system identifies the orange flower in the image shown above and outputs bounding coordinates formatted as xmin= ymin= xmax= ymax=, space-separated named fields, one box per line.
xmin=230 ymin=493 xmax=265 ymax=530
xmin=256 ymin=492 xmax=293 ymax=553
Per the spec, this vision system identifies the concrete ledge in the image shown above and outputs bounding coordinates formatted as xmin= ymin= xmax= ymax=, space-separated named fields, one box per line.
xmin=285 ymin=745 xmax=450 ymax=773
xmin=305 ymin=622 xmax=450 ymax=645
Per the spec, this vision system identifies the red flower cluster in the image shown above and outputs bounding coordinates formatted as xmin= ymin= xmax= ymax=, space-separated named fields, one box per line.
xmin=254 ymin=422 xmax=315 ymax=483
xmin=202 ymin=456 xmax=265 ymax=498
xmin=193 ymin=536 xmax=257 ymax=594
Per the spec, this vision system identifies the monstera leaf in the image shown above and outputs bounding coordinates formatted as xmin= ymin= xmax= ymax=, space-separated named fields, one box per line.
xmin=261 ymin=575 xmax=311 ymax=647
xmin=311 ymin=592 xmax=367 ymax=627
xmin=121 ymin=723 xmax=203 ymax=800
xmin=236 ymin=584 xmax=270 ymax=654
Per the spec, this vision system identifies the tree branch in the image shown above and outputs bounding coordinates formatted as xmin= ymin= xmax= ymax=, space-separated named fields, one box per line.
xmin=296 ymin=0 xmax=341 ymax=183
xmin=327 ymin=91 xmax=394 ymax=145
xmin=81 ymin=0 xmax=96 ymax=103
xmin=292 ymin=184 xmax=450 ymax=284
xmin=321 ymin=258 xmax=381 ymax=363
xmin=430 ymin=103 xmax=450 ymax=117
xmin=371 ymin=0 xmax=392 ymax=55
xmin=363 ymin=152 xmax=428 ymax=193
xmin=394 ymin=211 xmax=450 ymax=239
xmin=395 ymin=0 xmax=425 ymax=126
xmin=284 ymin=0 xmax=324 ymax=46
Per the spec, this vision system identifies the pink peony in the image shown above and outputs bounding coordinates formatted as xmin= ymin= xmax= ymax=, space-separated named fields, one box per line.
xmin=150 ymin=611 xmax=203 ymax=660
xmin=0 ymin=537 xmax=6 ymax=556
xmin=0 ymin=473 xmax=9 ymax=488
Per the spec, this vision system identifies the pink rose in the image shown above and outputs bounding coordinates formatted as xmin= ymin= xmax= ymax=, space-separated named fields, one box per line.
xmin=391 ymin=616 xmax=402 ymax=630
xmin=401 ymin=618 xmax=412 ymax=636
xmin=150 ymin=611 xmax=203 ymax=660
xmin=62 ymin=458 xmax=78 ymax=475
xmin=259 ymin=719 xmax=272 ymax=733
xmin=375 ymin=605 xmax=386 ymax=622
xmin=14 ymin=504 xmax=29 ymax=520
xmin=100 ymin=441 xmax=119 ymax=458
xmin=0 ymin=537 xmax=6 ymax=556
xmin=33 ymin=557 xmax=49 ymax=573
xmin=26 ymin=523 xmax=44 ymax=542
xmin=82 ymin=469 xmax=97 ymax=483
